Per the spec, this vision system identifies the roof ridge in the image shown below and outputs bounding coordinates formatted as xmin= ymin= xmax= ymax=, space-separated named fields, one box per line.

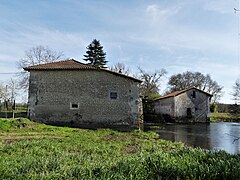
xmin=59 ymin=58 xmax=98 ymax=68
xmin=25 ymin=58 xmax=73 ymax=68
xmin=68 ymin=58 xmax=86 ymax=65
xmin=23 ymin=59 xmax=142 ymax=82
xmin=47 ymin=58 xmax=82 ymax=64
xmin=154 ymin=87 xmax=212 ymax=101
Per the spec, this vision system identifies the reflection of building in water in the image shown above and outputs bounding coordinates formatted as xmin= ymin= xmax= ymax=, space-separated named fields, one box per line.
xmin=155 ymin=123 xmax=240 ymax=154
xmin=157 ymin=124 xmax=211 ymax=149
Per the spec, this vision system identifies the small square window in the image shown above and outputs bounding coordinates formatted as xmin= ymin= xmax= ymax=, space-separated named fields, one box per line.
xmin=70 ymin=103 xmax=79 ymax=109
xmin=110 ymin=92 xmax=118 ymax=99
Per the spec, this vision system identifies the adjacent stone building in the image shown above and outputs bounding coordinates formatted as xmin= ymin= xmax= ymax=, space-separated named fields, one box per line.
xmin=24 ymin=59 xmax=142 ymax=129
xmin=153 ymin=87 xmax=212 ymax=122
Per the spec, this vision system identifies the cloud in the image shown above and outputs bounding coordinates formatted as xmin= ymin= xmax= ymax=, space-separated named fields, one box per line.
xmin=120 ymin=2 xmax=236 ymax=60
xmin=145 ymin=4 xmax=181 ymax=25
xmin=196 ymin=61 xmax=240 ymax=82
xmin=204 ymin=0 xmax=236 ymax=14
xmin=0 ymin=23 xmax=90 ymax=84
xmin=130 ymin=15 xmax=237 ymax=58
xmin=0 ymin=23 xmax=89 ymax=61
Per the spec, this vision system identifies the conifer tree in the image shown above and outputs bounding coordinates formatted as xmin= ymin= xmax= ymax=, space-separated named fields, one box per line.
xmin=83 ymin=39 xmax=107 ymax=68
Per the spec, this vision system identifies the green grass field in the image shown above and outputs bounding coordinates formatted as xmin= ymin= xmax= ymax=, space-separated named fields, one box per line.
xmin=0 ymin=118 xmax=240 ymax=179
xmin=210 ymin=112 xmax=240 ymax=122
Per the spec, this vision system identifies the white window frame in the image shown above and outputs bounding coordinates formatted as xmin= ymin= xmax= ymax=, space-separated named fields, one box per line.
xmin=70 ymin=102 xmax=79 ymax=110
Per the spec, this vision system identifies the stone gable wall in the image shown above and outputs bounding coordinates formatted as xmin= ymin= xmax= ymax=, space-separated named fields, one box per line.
xmin=174 ymin=89 xmax=210 ymax=122
xmin=154 ymin=97 xmax=174 ymax=117
xmin=28 ymin=70 xmax=141 ymax=128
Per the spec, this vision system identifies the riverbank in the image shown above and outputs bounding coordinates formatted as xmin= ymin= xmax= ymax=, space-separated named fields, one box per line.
xmin=210 ymin=112 xmax=240 ymax=122
xmin=0 ymin=118 xmax=239 ymax=179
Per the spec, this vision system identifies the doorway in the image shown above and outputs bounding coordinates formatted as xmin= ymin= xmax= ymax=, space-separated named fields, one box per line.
xmin=187 ymin=108 xmax=192 ymax=118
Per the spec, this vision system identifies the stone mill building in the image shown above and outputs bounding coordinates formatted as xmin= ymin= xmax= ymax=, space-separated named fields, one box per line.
xmin=24 ymin=59 xmax=143 ymax=129
xmin=153 ymin=87 xmax=212 ymax=122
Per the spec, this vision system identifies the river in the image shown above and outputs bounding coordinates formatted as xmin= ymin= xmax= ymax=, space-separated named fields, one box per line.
xmin=147 ymin=122 xmax=240 ymax=154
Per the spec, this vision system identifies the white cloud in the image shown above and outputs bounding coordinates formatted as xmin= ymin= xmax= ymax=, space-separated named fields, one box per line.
xmin=146 ymin=4 xmax=181 ymax=25
xmin=204 ymin=0 xmax=236 ymax=14
xmin=129 ymin=18 xmax=237 ymax=58
xmin=0 ymin=23 xmax=89 ymax=61
xmin=0 ymin=24 xmax=90 ymax=84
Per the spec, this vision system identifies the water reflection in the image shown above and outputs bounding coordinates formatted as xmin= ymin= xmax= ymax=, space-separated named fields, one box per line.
xmin=148 ymin=122 xmax=240 ymax=154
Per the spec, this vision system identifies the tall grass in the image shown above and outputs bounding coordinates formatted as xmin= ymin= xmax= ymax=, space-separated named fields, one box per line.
xmin=0 ymin=118 xmax=239 ymax=179
xmin=211 ymin=112 xmax=240 ymax=122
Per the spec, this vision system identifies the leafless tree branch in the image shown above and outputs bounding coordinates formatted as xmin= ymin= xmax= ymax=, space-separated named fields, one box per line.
xmin=16 ymin=45 xmax=64 ymax=91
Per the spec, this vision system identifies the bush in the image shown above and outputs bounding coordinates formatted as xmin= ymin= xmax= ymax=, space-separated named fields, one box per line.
xmin=210 ymin=103 xmax=218 ymax=113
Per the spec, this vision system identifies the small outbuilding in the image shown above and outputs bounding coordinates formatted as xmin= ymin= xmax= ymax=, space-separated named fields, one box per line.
xmin=153 ymin=87 xmax=212 ymax=122
xmin=24 ymin=59 xmax=143 ymax=129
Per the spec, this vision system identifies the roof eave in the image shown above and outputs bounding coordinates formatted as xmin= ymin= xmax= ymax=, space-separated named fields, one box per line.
xmin=23 ymin=67 xmax=142 ymax=83
xmin=154 ymin=87 xmax=212 ymax=101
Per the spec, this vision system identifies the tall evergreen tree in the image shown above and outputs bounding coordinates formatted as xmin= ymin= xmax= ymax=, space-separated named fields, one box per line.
xmin=83 ymin=39 xmax=107 ymax=68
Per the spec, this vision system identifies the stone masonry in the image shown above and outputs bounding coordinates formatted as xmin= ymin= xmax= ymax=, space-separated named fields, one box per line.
xmin=25 ymin=60 xmax=142 ymax=128
xmin=154 ymin=87 xmax=212 ymax=122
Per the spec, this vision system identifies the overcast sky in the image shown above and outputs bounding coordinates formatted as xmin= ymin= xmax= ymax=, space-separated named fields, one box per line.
xmin=0 ymin=0 xmax=240 ymax=103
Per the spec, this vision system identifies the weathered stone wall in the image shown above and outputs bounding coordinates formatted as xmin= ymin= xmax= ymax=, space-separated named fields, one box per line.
xmin=174 ymin=89 xmax=210 ymax=122
xmin=153 ymin=89 xmax=210 ymax=123
xmin=154 ymin=97 xmax=174 ymax=117
xmin=28 ymin=70 xmax=141 ymax=127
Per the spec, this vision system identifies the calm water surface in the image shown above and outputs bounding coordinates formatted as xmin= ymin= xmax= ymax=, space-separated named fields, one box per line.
xmin=148 ymin=122 xmax=240 ymax=154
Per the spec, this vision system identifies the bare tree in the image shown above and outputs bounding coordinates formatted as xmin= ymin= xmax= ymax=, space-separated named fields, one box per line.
xmin=110 ymin=63 xmax=130 ymax=75
xmin=17 ymin=45 xmax=64 ymax=91
xmin=0 ymin=81 xmax=8 ymax=103
xmin=138 ymin=67 xmax=167 ymax=99
xmin=0 ymin=81 xmax=9 ymax=111
xmin=231 ymin=78 xmax=240 ymax=104
xmin=0 ymin=79 xmax=20 ymax=110
xmin=7 ymin=78 xmax=18 ymax=104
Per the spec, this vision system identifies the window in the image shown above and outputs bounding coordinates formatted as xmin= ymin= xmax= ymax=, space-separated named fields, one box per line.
xmin=70 ymin=103 xmax=79 ymax=109
xmin=192 ymin=91 xmax=196 ymax=98
xmin=110 ymin=92 xmax=118 ymax=99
